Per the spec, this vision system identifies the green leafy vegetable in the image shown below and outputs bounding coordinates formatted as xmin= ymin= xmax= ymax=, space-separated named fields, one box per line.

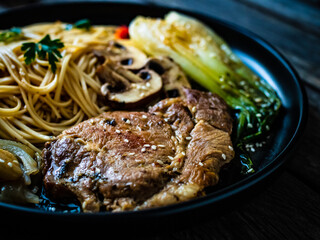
xmin=66 ymin=19 xmax=91 ymax=31
xmin=129 ymin=12 xmax=281 ymax=174
xmin=0 ymin=27 xmax=23 ymax=43
xmin=21 ymin=34 xmax=64 ymax=73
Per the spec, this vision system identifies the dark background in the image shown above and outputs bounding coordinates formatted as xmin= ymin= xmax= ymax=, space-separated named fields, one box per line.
xmin=0 ymin=0 xmax=320 ymax=239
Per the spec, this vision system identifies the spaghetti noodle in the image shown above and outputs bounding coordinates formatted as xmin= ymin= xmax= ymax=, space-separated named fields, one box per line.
xmin=0 ymin=22 xmax=117 ymax=153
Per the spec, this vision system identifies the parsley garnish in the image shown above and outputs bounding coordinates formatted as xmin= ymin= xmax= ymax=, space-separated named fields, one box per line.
xmin=0 ymin=27 xmax=23 ymax=43
xmin=66 ymin=19 xmax=91 ymax=31
xmin=21 ymin=34 xmax=64 ymax=73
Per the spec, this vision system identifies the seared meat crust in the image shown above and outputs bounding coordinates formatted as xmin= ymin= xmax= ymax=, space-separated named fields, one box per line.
xmin=42 ymin=88 xmax=234 ymax=212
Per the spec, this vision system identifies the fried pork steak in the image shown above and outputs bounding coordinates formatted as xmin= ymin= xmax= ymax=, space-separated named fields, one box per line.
xmin=42 ymin=88 xmax=234 ymax=212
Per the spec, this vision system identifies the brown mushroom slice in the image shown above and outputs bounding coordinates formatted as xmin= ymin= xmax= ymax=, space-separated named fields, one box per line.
xmin=111 ymin=45 xmax=148 ymax=70
xmin=106 ymin=69 xmax=163 ymax=109
xmin=93 ymin=41 xmax=148 ymax=70
xmin=105 ymin=59 xmax=143 ymax=83
xmin=146 ymin=57 xmax=191 ymax=97
xmin=97 ymin=59 xmax=131 ymax=93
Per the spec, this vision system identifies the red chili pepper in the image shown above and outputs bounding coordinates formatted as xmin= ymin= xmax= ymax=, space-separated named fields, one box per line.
xmin=178 ymin=158 xmax=181 ymax=162
xmin=114 ymin=25 xmax=129 ymax=39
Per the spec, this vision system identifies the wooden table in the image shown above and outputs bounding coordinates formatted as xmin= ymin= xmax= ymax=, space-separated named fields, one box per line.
xmin=1 ymin=0 xmax=319 ymax=239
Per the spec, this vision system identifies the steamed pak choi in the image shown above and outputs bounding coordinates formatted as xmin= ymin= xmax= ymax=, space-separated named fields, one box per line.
xmin=129 ymin=11 xmax=281 ymax=174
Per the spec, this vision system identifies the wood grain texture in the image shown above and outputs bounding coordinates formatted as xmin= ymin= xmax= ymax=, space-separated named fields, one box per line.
xmin=239 ymin=0 xmax=320 ymax=36
xmin=1 ymin=1 xmax=320 ymax=89
xmin=144 ymin=0 xmax=320 ymax=91
xmin=287 ymin=94 xmax=320 ymax=192
xmin=148 ymin=172 xmax=320 ymax=240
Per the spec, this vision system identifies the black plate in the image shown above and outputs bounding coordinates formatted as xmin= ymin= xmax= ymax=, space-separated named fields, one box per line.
xmin=0 ymin=1 xmax=307 ymax=231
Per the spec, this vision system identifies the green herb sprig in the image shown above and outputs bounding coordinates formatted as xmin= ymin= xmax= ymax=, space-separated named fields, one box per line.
xmin=0 ymin=27 xmax=23 ymax=43
xmin=66 ymin=19 xmax=91 ymax=31
xmin=21 ymin=34 xmax=64 ymax=73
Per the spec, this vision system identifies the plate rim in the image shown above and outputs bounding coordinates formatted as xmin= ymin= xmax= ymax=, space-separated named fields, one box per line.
xmin=0 ymin=1 xmax=308 ymax=218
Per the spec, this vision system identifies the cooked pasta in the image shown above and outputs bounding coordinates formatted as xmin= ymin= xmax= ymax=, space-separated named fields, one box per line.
xmin=0 ymin=22 xmax=117 ymax=153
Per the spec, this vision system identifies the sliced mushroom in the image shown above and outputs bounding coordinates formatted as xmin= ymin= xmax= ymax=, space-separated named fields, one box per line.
xmin=97 ymin=58 xmax=163 ymax=109
xmin=94 ymin=41 xmax=190 ymax=109
xmin=97 ymin=60 xmax=131 ymax=93
xmin=93 ymin=41 xmax=148 ymax=70
xmin=146 ymin=57 xmax=191 ymax=97
xmin=106 ymin=69 xmax=163 ymax=108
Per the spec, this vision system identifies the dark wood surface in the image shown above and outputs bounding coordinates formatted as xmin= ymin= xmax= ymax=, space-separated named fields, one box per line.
xmin=0 ymin=0 xmax=319 ymax=239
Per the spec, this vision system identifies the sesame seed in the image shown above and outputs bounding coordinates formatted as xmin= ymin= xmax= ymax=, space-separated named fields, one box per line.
xmin=146 ymin=82 xmax=151 ymax=87
xmin=151 ymin=145 xmax=157 ymax=150
xmin=173 ymin=167 xmax=178 ymax=172
xmin=142 ymin=115 xmax=147 ymax=119
xmin=32 ymin=186 xmax=39 ymax=193
xmin=0 ymin=159 xmax=4 ymax=163
xmin=181 ymin=151 xmax=185 ymax=156
xmin=222 ymin=153 xmax=227 ymax=160
xmin=140 ymin=93 xmax=145 ymax=97
xmin=185 ymin=136 xmax=192 ymax=140
xmin=168 ymin=156 xmax=174 ymax=160
xmin=256 ymin=113 xmax=262 ymax=117
xmin=171 ymin=125 xmax=177 ymax=130
xmin=250 ymin=147 xmax=256 ymax=152
xmin=141 ymin=85 xmax=147 ymax=90
xmin=199 ymin=162 xmax=204 ymax=166
xmin=191 ymin=106 xmax=196 ymax=113
xmin=157 ymin=160 xmax=164 ymax=165
xmin=135 ymin=159 xmax=142 ymax=163
xmin=164 ymin=118 xmax=169 ymax=122
xmin=247 ymin=123 xmax=253 ymax=128
xmin=115 ymin=129 xmax=120 ymax=133
xmin=141 ymin=148 xmax=146 ymax=153
xmin=228 ymin=145 xmax=234 ymax=151
xmin=128 ymin=152 xmax=135 ymax=156
xmin=157 ymin=144 xmax=165 ymax=148
xmin=124 ymin=139 xmax=129 ymax=143
xmin=266 ymin=125 xmax=270 ymax=131
xmin=11 ymin=64 xmax=15 ymax=69
xmin=144 ymin=144 xmax=150 ymax=147
xmin=7 ymin=162 xmax=13 ymax=167
xmin=126 ymin=119 xmax=131 ymax=124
